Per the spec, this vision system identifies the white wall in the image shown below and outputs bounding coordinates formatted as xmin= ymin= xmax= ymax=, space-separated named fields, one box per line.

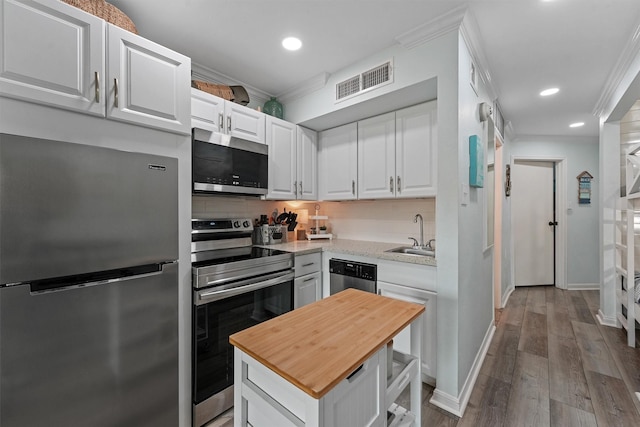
xmin=510 ymin=137 xmax=600 ymax=287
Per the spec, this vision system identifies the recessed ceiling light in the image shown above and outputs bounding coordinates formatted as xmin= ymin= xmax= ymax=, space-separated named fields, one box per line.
xmin=540 ymin=87 xmax=559 ymax=96
xmin=569 ymin=122 xmax=585 ymax=128
xmin=282 ymin=37 xmax=302 ymax=51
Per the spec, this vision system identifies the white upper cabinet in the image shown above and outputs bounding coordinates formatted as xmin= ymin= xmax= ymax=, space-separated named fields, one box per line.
xmin=265 ymin=117 xmax=318 ymax=201
xmin=0 ymin=0 xmax=191 ymax=135
xmin=358 ymin=112 xmax=396 ymax=199
xmin=266 ymin=116 xmax=297 ymax=199
xmin=357 ymin=101 xmax=437 ymax=200
xmin=297 ymin=126 xmax=318 ymax=200
xmin=107 ymin=24 xmax=190 ymax=134
xmin=191 ymin=88 xmax=265 ymax=144
xmin=225 ymin=102 xmax=265 ymax=143
xmin=0 ymin=0 xmax=105 ymax=116
xmin=395 ymin=101 xmax=438 ymax=198
xmin=318 ymin=123 xmax=358 ymax=201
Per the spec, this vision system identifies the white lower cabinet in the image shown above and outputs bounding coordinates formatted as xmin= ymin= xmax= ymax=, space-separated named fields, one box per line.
xmin=236 ymin=346 xmax=394 ymax=427
xmin=377 ymin=281 xmax=437 ymax=384
xmin=294 ymin=253 xmax=322 ymax=309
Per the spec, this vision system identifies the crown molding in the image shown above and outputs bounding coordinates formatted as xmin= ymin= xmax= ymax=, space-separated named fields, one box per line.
xmin=512 ymin=134 xmax=599 ymax=144
xmin=191 ymin=62 xmax=272 ymax=106
xmin=593 ymin=23 xmax=640 ymax=118
xmin=277 ymin=72 xmax=330 ymax=104
xmin=460 ymin=11 xmax=498 ymax=102
xmin=395 ymin=5 xmax=467 ymax=50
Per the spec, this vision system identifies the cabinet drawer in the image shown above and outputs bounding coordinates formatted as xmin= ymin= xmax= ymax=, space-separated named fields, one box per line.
xmin=295 ymin=252 xmax=321 ymax=277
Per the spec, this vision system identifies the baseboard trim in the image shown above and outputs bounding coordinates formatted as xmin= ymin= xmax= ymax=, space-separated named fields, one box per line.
xmin=501 ymin=286 xmax=515 ymax=308
xmin=597 ymin=309 xmax=619 ymax=328
xmin=567 ymin=283 xmax=600 ymax=290
xmin=429 ymin=320 xmax=496 ymax=417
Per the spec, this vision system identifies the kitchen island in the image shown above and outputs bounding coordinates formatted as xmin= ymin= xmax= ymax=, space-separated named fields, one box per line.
xmin=229 ymin=288 xmax=424 ymax=427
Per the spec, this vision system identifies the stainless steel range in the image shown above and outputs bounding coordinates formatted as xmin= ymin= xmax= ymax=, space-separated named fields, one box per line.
xmin=191 ymin=218 xmax=294 ymax=426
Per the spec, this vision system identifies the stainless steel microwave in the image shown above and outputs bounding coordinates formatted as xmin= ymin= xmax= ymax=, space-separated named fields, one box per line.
xmin=192 ymin=128 xmax=268 ymax=196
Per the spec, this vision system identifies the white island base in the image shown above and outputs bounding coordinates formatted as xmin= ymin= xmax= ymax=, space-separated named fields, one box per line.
xmin=230 ymin=289 xmax=424 ymax=427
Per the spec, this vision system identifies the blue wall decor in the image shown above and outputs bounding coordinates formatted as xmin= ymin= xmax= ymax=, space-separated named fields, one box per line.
xmin=469 ymin=134 xmax=484 ymax=188
xmin=577 ymin=171 xmax=593 ymax=205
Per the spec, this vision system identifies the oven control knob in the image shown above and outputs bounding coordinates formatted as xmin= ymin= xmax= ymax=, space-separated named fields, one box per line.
xmin=234 ymin=221 xmax=240 ymax=228
xmin=243 ymin=220 xmax=250 ymax=228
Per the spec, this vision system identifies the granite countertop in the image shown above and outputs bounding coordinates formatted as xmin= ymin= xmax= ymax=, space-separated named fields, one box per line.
xmin=261 ymin=238 xmax=437 ymax=267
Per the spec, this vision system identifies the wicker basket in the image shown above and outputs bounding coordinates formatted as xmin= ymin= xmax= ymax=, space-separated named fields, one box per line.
xmin=192 ymin=80 xmax=235 ymax=101
xmin=62 ymin=0 xmax=138 ymax=34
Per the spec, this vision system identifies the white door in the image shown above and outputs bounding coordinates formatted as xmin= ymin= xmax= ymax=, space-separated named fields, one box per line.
xmin=318 ymin=123 xmax=358 ymax=200
xmin=0 ymin=0 xmax=105 ymax=116
xmin=395 ymin=101 xmax=438 ymax=198
xmin=266 ymin=116 xmax=297 ymax=200
xmin=358 ymin=112 xmax=396 ymax=199
xmin=297 ymin=126 xmax=318 ymax=200
xmin=107 ymin=24 xmax=191 ymax=134
xmin=513 ymin=161 xmax=555 ymax=286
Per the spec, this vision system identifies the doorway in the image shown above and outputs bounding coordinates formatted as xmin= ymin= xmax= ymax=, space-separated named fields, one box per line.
xmin=510 ymin=157 xmax=567 ymax=289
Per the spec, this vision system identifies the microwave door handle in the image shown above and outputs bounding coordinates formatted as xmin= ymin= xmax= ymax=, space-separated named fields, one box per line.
xmin=196 ymin=271 xmax=294 ymax=305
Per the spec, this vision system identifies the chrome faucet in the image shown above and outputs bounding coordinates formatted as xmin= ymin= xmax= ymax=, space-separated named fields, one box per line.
xmin=414 ymin=214 xmax=424 ymax=248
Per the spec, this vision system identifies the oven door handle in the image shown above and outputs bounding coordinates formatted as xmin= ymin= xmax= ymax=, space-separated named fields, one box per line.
xmin=196 ymin=271 xmax=295 ymax=305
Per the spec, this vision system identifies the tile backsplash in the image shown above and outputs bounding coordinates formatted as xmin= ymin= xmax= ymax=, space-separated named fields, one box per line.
xmin=192 ymin=195 xmax=435 ymax=245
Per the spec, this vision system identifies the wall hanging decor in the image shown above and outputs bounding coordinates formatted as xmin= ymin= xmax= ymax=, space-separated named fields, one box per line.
xmin=577 ymin=171 xmax=593 ymax=204
xmin=505 ymin=164 xmax=511 ymax=197
xmin=469 ymin=134 xmax=484 ymax=187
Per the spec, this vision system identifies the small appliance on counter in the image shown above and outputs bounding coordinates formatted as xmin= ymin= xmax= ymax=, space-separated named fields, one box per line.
xmin=253 ymin=224 xmax=287 ymax=245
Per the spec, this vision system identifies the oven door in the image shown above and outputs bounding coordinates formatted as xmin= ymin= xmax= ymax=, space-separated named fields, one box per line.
xmin=192 ymin=270 xmax=294 ymax=425
xmin=192 ymin=129 xmax=268 ymax=196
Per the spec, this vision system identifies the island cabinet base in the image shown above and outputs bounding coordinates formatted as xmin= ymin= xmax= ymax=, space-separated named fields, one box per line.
xmin=234 ymin=347 xmax=387 ymax=427
xmin=234 ymin=346 xmax=421 ymax=427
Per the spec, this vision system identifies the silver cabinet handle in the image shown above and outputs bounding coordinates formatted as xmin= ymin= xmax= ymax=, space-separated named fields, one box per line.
xmin=299 ymin=181 xmax=303 ymax=196
xmin=218 ymin=113 xmax=224 ymax=130
xmin=302 ymin=277 xmax=315 ymax=283
xmin=227 ymin=115 xmax=231 ymax=133
xmin=294 ymin=181 xmax=298 ymax=197
xmin=301 ymin=262 xmax=315 ymax=267
xmin=114 ymin=78 xmax=119 ymax=108
xmin=197 ymin=271 xmax=295 ymax=305
xmin=397 ymin=176 xmax=401 ymax=193
xmin=390 ymin=176 xmax=394 ymax=193
xmin=352 ymin=180 xmax=355 ymax=196
xmin=94 ymin=71 xmax=100 ymax=103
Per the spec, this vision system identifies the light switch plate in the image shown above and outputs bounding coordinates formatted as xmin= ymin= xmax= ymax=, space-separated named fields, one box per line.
xmin=461 ymin=183 xmax=469 ymax=206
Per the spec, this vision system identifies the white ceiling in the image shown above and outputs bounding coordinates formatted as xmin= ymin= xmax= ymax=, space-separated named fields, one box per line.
xmin=109 ymin=0 xmax=640 ymax=139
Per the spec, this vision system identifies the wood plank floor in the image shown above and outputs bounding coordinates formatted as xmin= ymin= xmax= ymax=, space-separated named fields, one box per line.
xmin=430 ymin=286 xmax=640 ymax=427
xmin=207 ymin=287 xmax=640 ymax=427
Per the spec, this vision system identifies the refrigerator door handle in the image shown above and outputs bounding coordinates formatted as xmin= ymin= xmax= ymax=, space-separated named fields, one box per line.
xmin=27 ymin=262 xmax=175 ymax=295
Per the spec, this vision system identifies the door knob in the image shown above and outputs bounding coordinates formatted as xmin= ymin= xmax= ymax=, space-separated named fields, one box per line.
xmin=548 ymin=221 xmax=558 ymax=226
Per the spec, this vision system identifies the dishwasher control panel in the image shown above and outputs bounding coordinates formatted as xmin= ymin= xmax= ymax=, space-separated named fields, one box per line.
xmin=329 ymin=259 xmax=377 ymax=295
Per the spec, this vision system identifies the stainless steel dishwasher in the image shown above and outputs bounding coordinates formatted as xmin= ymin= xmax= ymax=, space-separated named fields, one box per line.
xmin=329 ymin=259 xmax=377 ymax=295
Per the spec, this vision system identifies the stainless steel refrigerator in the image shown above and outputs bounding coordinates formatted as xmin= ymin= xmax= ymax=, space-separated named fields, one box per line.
xmin=0 ymin=133 xmax=179 ymax=426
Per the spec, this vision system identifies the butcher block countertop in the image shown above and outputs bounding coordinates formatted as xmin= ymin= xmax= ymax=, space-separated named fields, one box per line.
xmin=229 ymin=288 xmax=424 ymax=399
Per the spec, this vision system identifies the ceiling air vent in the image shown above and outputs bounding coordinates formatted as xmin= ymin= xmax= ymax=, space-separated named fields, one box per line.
xmin=336 ymin=75 xmax=361 ymax=100
xmin=335 ymin=59 xmax=394 ymax=103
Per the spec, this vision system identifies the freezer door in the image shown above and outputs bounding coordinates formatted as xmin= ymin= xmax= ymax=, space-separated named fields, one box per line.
xmin=0 ymin=263 xmax=179 ymax=427
xmin=0 ymin=133 xmax=178 ymax=284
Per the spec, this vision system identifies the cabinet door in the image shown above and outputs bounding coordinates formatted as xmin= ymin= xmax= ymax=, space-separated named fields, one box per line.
xmin=293 ymin=272 xmax=320 ymax=309
xmin=266 ymin=116 xmax=297 ymax=200
xmin=377 ymin=281 xmax=437 ymax=382
xmin=395 ymin=101 xmax=437 ymax=197
xmin=107 ymin=24 xmax=191 ymax=135
xmin=318 ymin=123 xmax=358 ymax=200
xmin=225 ymin=102 xmax=265 ymax=144
xmin=0 ymin=0 xmax=105 ymax=116
xmin=358 ymin=112 xmax=396 ymax=199
xmin=297 ymin=126 xmax=318 ymax=200
xmin=191 ymin=87 xmax=225 ymax=132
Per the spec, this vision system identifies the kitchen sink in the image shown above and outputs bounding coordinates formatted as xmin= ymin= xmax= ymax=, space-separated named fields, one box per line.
xmin=385 ymin=246 xmax=435 ymax=257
